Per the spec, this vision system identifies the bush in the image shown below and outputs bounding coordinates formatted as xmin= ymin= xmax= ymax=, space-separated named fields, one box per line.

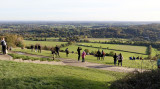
xmin=109 ymin=51 xmax=114 ymax=56
xmin=84 ymin=49 xmax=89 ymax=54
xmin=105 ymin=53 xmax=109 ymax=56
xmin=90 ymin=51 xmax=97 ymax=55
xmin=110 ymin=69 xmax=160 ymax=89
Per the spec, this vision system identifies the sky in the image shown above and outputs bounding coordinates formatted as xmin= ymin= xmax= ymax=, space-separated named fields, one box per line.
xmin=0 ymin=0 xmax=160 ymax=21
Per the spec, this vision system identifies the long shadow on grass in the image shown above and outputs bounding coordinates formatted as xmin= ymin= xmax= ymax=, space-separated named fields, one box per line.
xmin=0 ymin=76 xmax=110 ymax=89
xmin=77 ymin=45 xmax=146 ymax=55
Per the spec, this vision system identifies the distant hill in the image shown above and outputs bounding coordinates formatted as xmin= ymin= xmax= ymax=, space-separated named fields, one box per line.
xmin=1 ymin=21 xmax=160 ymax=41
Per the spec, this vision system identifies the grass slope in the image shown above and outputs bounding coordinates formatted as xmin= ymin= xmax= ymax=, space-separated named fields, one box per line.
xmin=13 ymin=48 xmax=158 ymax=69
xmin=0 ymin=60 xmax=125 ymax=89
xmin=24 ymin=40 xmax=67 ymax=47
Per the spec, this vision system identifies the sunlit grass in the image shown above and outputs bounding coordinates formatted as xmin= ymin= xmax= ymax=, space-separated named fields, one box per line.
xmin=13 ymin=48 xmax=158 ymax=69
xmin=0 ymin=60 xmax=125 ymax=89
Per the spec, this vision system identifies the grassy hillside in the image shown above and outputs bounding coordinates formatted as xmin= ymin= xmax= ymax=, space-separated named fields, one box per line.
xmin=77 ymin=43 xmax=147 ymax=54
xmin=13 ymin=48 xmax=158 ymax=69
xmin=24 ymin=40 xmax=67 ymax=47
xmin=0 ymin=60 xmax=125 ymax=89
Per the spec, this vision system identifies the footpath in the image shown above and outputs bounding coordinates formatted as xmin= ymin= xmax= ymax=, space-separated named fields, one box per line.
xmin=0 ymin=51 xmax=147 ymax=73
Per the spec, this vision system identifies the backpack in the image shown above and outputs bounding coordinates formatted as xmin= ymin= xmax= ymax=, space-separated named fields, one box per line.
xmin=1 ymin=41 xmax=5 ymax=46
xmin=102 ymin=52 xmax=105 ymax=56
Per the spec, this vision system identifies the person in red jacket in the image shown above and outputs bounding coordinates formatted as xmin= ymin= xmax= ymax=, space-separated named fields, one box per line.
xmin=82 ymin=51 xmax=86 ymax=62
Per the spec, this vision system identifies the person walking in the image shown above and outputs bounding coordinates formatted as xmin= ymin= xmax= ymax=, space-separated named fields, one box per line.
xmin=1 ymin=38 xmax=7 ymax=54
xmin=82 ymin=50 xmax=86 ymax=62
xmin=50 ymin=48 xmax=55 ymax=60
xmin=118 ymin=53 xmax=123 ymax=66
xmin=65 ymin=48 xmax=69 ymax=57
xmin=113 ymin=53 xmax=118 ymax=66
xmin=77 ymin=47 xmax=82 ymax=61
xmin=101 ymin=50 xmax=105 ymax=60
xmin=55 ymin=45 xmax=60 ymax=57
xmin=31 ymin=45 xmax=34 ymax=52
xmin=38 ymin=44 xmax=41 ymax=53
xmin=35 ymin=45 xmax=38 ymax=52
xmin=97 ymin=50 xmax=101 ymax=60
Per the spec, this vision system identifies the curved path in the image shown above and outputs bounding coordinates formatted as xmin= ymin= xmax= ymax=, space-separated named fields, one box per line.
xmin=0 ymin=51 xmax=147 ymax=73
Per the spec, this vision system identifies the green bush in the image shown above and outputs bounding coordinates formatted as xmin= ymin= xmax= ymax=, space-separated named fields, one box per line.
xmin=110 ymin=69 xmax=160 ymax=89
xmin=109 ymin=51 xmax=114 ymax=56
xmin=84 ymin=49 xmax=89 ymax=54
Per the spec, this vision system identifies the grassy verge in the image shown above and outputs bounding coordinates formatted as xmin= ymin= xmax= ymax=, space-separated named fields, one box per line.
xmin=8 ymin=53 xmax=59 ymax=62
xmin=24 ymin=40 xmax=67 ymax=47
xmin=12 ymin=48 xmax=158 ymax=70
xmin=0 ymin=60 xmax=125 ymax=89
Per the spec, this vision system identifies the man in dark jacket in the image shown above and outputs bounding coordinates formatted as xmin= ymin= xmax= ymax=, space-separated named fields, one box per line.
xmin=35 ymin=45 xmax=38 ymax=52
xmin=97 ymin=50 xmax=101 ymax=60
xmin=1 ymin=38 xmax=7 ymax=54
xmin=38 ymin=44 xmax=41 ymax=53
xmin=55 ymin=45 xmax=60 ymax=57
xmin=113 ymin=53 xmax=118 ymax=66
xmin=77 ymin=47 xmax=82 ymax=61
xmin=31 ymin=45 xmax=34 ymax=52
xmin=65 ymin=48 xmax=69 ymax=57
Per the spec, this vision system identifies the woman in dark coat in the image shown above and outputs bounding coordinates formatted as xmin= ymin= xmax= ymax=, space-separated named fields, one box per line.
xmin=65 ymin=48 xmax=69 ymax=57
xmin=97 ymin=50 xmax=101 ymax=60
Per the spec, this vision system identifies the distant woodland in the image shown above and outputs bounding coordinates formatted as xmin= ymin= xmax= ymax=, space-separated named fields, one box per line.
xmin=0 ymin=22 xmax=160 ymax=41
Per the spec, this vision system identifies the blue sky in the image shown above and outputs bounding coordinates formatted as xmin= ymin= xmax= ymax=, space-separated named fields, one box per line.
xmin=0 ymin=0 xmax=160 ymax=21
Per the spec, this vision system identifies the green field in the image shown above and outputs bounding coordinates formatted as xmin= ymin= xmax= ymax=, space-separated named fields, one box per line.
xmin=85 ymin=38 xmax=129 ymax=42
xmin=61 ymin=44 xmax=148 ymax=58
xmin=12 ymin=41 xmax=159 ymax=70
xmin=13 ymin=48 xmax=158 ymax=69
xmin=24 ymin=40 xmax=67 ymax=47
xmin=77 ymin=43 xmax=147 ymax=54
xmin=0 ymin=60 xmax=125 ymax=89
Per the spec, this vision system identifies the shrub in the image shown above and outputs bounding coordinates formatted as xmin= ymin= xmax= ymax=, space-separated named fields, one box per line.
xmin=105 ymin=53 xmax=109 ymax=56
xmin=84 ymin=49 xmax=89 ymax=54
xmin=109 ymin=51 xmax=114 ymax=56
xmin=110 ymin=69 xmax=160 ymax=89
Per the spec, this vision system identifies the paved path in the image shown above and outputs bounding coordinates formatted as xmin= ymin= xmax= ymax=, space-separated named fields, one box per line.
xmin=0 ymin=51 xmax=147 ymax=73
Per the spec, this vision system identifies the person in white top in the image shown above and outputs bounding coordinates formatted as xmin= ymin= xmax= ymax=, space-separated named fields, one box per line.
xmin=1 ymin=38 xmax=7 ymax=54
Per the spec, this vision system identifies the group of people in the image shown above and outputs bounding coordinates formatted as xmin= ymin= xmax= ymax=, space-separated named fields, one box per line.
xmin=113 ymin=53 xmax=123 ymax=66
xmin=30 ymin=44 xmax=124 ymax=65
xmin=129 ymin=56 xmax=143 ymax=60
xmin=30 ymin=44 xmax=41 ymax=53
xmin=96 ymin=50 xmax=105 ymax=60
xmin=77 ymin=47 xmax=86 ymax=62
xmin=50 ymin=45 xmax=60 ymax=60
xmin=64 ymin=47 xmax=86 ymax=62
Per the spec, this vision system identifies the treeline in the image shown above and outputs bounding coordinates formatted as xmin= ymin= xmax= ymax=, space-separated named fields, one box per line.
xmin=1 ymin=23 xmax=160 ymax=41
